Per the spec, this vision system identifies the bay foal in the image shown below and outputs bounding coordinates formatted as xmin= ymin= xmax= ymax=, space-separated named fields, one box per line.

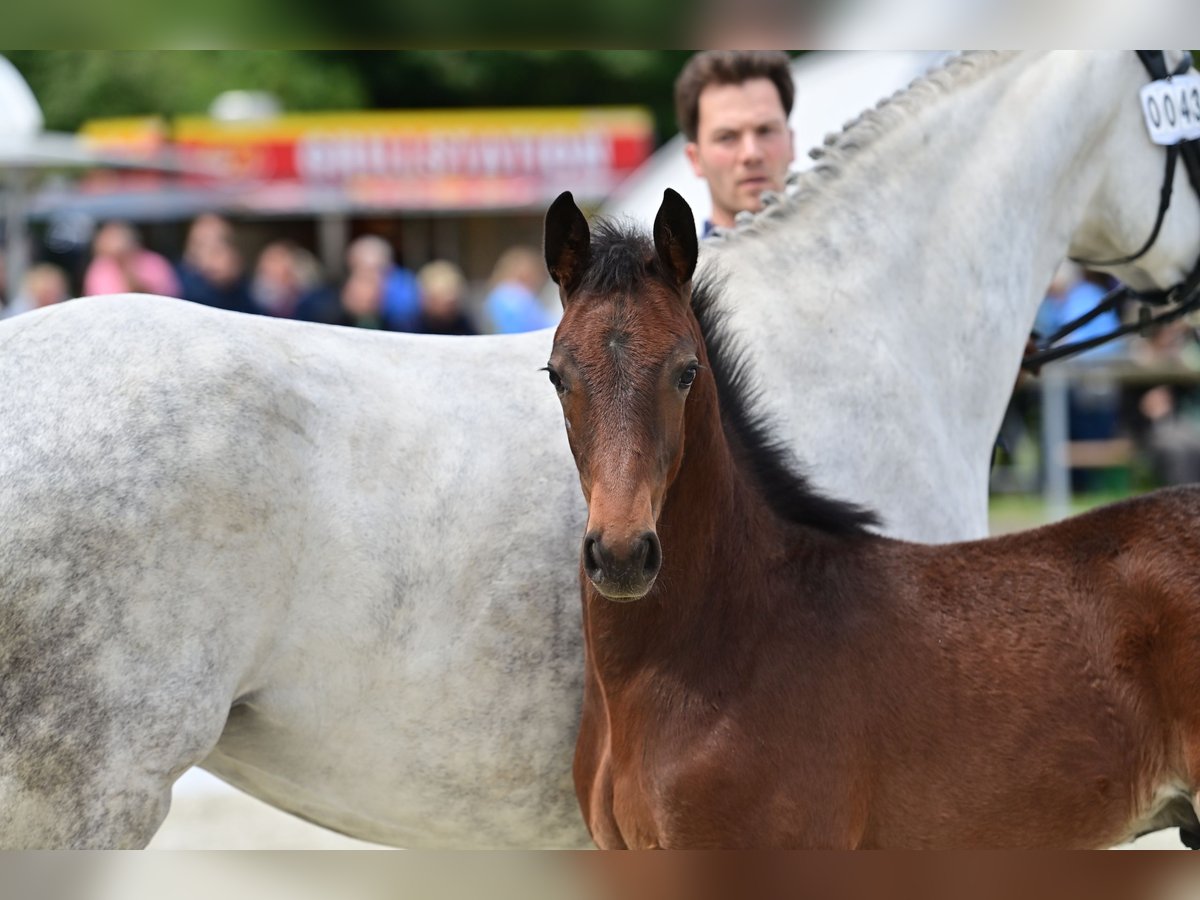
xmin=543 ymin=188 xmax=1200 ymax=849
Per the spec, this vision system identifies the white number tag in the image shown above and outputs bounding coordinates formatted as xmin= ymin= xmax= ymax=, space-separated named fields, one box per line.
xmin=1140 ymin=72 xmax=1200 ymax=145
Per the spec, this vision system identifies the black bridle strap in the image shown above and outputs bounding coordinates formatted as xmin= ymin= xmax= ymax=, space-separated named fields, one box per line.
xmin=1137 ymin=49 xmax=1172 ymax=79
xmin=1182 ymin=131 xmax=1200 ymax=197
xmin=1024 ymin=240 xmax=1200 ymax=370
xmin=1068 ymin=145 xmax=1179 ymax=268
xmin=1036 ymin=283 xmax=1144 ymax=349
xmin=1023 ymin=292 xmax=1200 ymax=369
xmin=1069 ymin=51 xmax=1191 ymax=269
xmin=1023 ymin=51 xmax=1200 ymax=372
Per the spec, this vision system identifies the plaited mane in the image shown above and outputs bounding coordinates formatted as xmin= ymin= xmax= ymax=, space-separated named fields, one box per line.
xmin=706 ymin=51 xmax=1020 ymax=244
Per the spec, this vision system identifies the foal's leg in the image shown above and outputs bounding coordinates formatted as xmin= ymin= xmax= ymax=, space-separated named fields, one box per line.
xmin=1181 ymin=745 xmax=1200 ymax=849
xmin=1179 ymin=787 xmax=1200 ymax=848
xmin=1184 ymin=791 xmax=1200 ymax=849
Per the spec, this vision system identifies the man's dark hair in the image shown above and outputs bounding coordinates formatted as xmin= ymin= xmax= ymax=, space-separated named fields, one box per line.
xmin=674 ymin=51 xmax=795 ymax=142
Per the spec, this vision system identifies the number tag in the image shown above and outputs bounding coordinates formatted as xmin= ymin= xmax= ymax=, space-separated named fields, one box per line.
xmin=1140 ymin=72 xmax=1200 ymax=145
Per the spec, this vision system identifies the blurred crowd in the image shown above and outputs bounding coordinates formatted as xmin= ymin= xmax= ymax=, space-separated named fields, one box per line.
xmin=0 ymin=213 xmax=559 ymax=338
xmin=996 ymin=259 xmax=1200 ymax=494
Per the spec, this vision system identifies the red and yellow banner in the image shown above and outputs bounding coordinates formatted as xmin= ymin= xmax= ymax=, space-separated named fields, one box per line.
xmin=80 ymin=108 xmax=654 ymax=211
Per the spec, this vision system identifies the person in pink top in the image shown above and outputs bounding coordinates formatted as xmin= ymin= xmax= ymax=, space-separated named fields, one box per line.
xmin=84 ymin=221 xmax=181 ymax=297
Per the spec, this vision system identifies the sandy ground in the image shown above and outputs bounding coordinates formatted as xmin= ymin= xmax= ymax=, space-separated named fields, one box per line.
xmin=148 ymin=770 xmax=385 ymax=850
xmin=150 ymin=768 xmax=1186 ymax=850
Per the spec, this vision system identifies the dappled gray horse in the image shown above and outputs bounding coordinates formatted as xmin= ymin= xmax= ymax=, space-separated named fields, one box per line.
xmin=2 ymin=52 xmax=1199 ymax=847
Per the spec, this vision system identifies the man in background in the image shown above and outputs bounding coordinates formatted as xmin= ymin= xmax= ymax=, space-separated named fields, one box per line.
xmin=674 ymin=51 xmax=796 ymax=236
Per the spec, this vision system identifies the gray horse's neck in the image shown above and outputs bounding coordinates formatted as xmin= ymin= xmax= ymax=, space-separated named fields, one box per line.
xmin=694 ymin=52 xmax=1146 ymax=542
xmin=710 ymin=51 xmax=1109 ymax=358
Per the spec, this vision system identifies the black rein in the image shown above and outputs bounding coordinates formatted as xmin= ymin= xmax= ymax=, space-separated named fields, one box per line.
xmin=1022 ymin=51 xmax=1200 ymax=373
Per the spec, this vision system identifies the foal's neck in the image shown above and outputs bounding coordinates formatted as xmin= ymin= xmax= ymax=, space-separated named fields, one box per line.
xmin=659 ymin=373 xmax=774 ymax=567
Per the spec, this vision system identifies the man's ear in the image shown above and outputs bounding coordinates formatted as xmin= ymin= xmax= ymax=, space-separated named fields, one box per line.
xmin=544 ymin=191 xmax=591 ymax=302
xmin=684 ymin=142 xmax=703 ymax=179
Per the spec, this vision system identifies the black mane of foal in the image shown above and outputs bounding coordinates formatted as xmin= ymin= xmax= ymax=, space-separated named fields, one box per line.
xmin=584 ymin=220 xmax=881 ymax=537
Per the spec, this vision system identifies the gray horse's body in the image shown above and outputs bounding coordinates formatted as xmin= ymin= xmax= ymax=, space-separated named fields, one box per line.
xmin=0 ymin=303 xmax=583 ymax=847
xmin=3 ymin=52 xmax=1199 ymax=847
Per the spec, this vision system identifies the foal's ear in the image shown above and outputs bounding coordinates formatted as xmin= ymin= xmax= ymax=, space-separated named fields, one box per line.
xmin=653 ymin=188 xmax=698 ymax=294
xmin=544 ymin=191 xmax=592 ymax=301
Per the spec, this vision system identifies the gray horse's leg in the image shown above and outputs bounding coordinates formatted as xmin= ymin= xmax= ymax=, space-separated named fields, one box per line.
xmin=0 ymin=596 xmax=236 ymax=849
xmin=0 ymin=688 xmax=232 ymax=848
xmin=0 ymin=690 xmax=233 ymax=849
xmin=0 ymin=767 xmax=172 ymax=849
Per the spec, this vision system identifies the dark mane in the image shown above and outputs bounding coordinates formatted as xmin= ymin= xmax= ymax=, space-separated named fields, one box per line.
xmin=691 ymin=274 xmax=880 ymax=537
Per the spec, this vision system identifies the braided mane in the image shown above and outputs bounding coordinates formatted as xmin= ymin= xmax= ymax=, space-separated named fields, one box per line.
xmin=706 ymin=51 xmax=1021 ymax=244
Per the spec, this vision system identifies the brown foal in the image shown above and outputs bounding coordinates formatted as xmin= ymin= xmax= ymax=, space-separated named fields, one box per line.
xmin=542 ymin=188 xmax=1200 ymax=849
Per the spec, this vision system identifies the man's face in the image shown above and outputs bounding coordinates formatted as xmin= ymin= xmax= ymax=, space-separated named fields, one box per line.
xmin=685 ymin=77 xmax=795 ymax=230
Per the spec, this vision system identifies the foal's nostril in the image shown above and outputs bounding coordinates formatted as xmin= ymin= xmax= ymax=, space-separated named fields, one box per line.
xmin=640 ymin=531 xmax=662 ymax=580
xmin=583 ymin=534 xmax=604 ymax=582
xmin=584 ymin=530 xmax=659 ymax=595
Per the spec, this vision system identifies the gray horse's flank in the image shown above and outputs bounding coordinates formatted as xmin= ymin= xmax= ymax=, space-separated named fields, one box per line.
xmin=0 ymin=301 xmax=584 ymax=848
xmin=2 ymin=52 xmax=1199 ymax=847
xmin=0 ymin=306 xmax=299 ymax=845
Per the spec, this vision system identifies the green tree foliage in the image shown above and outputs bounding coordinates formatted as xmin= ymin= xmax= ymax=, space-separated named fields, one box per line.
xmin=4 ymin=51 xmax=365 ymax=132
xmin=4 ymin=51 xmax=700 ymax=147
xmin=245 ymin=0 xmax=688 ymax=47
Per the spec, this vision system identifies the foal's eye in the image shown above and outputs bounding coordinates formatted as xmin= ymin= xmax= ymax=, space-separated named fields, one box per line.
xmin=678 ymin=364 xmax=698 ymax=390
xmin=543 ymin=366 xmax=564 ymax=393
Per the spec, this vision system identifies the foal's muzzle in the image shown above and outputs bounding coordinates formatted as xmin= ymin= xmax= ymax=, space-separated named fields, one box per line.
xmin=582 ymin=530 xmax=662 ymax=601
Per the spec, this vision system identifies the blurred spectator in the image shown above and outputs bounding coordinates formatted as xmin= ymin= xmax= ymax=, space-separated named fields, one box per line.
xmin=178 ymin=215 xmax=258 ymax=315
xmin=1034 ymin=262 xmax=1126 ymax=492
xmin=1 ymin=263 xmax=71 ymax=318
xmin=414 ymin=260 xmax=477 ymax=335
xmin=252 ymin=240 xmax=324 ymax=319
xmin=1034 ymin=263 xmax=1124 ymax=359
xmin=186 ymin=237 xmax=257 ymax=314
xmin=348 ymin=235 xmax=420 ymax=331
xmin=482 ymin=245 xmax=556 ymax=333
xmin=180 ymin=213 xmax=234 ymax=271
xmin=84 ymin=221 xmax=180 ymax=297
xmin=294 ymin=279 xmax=339 ymax=325
xmin=296 ymin=234 xmax=418 ymax=329
xmin=1132 ymin=320 xmax=1200 ymax=485
xmin=335 ymin=268 xmax=389 ymax=329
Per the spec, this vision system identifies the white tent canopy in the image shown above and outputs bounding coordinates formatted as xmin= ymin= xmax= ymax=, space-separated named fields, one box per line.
xmin=0 ymin=55 xmax=194 ymax=301
xmin=0 ymin=55 xmax=44 ymax=141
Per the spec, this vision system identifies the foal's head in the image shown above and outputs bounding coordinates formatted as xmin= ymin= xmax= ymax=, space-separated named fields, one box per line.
xmin=543 ymin=189 xmax=701 ymax=602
